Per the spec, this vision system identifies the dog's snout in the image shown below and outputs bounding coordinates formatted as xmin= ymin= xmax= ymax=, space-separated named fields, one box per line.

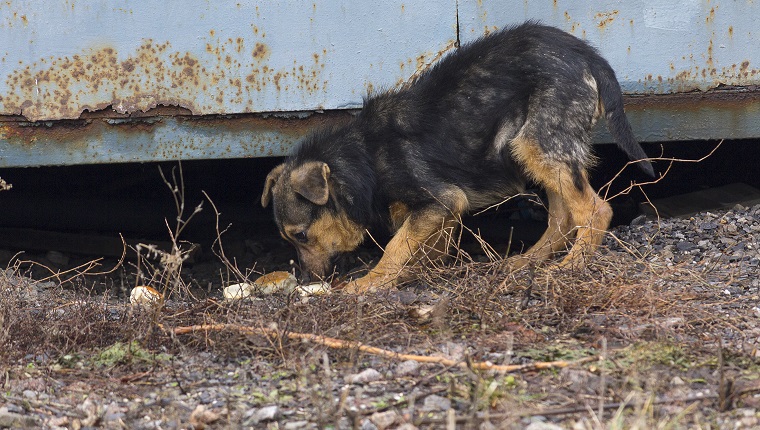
xmin=295 ymin=249 xmax=345 ymax=284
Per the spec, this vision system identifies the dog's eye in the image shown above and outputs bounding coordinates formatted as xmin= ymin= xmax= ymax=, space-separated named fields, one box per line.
xmin=293 ymin=231 xmax=308 ymax=244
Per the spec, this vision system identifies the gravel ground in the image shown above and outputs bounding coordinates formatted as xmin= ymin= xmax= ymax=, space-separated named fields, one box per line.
xmin=2 ymin=204 xmax=760 ymax=429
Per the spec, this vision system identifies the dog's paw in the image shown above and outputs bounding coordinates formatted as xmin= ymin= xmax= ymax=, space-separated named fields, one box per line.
xmin=341 ymin=274 xmax=394 ymax=294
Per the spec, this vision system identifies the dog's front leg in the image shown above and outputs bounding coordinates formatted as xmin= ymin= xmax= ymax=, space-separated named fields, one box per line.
xmin=344 ymin=207 xmax=458 ymax=293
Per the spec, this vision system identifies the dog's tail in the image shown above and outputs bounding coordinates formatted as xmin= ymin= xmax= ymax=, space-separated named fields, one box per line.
xmin=590 ymin=60 xmax=655 ymax=178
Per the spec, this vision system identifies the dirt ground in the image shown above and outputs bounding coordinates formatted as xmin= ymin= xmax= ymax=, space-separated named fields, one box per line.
xmin=2 ymin=191 xmax=760 ymax=430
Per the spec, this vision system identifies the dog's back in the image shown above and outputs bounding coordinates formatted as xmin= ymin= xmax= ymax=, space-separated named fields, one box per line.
xmin=346 ymin=22 xmax=651 ymax=211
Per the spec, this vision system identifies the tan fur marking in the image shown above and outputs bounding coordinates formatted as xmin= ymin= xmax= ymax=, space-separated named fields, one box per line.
xmin=492 ymin=118 xmax=515 ymax=153
xmin=508 ymin=135 xmax=612 ymax=268
xmin=584 ymin=71 xmax=604 ymax=124
xmin=509 ymin=134 xmax=559 ymax=185
xmin=346 ymin=206 xmax=459 ymax=293
xmin=582 ymin=71 xmax=597 ymax=94
xmin=508 ymin=189 xmax=573 ymax=268
xmin=261 ymin=163 xmax=285 ymax=207
xmin=389 ymin=201 xmax=411 ymax=232
xmin=558 ymin=178 xmax=612 ymax=267
xmin=308 ymin=211 xmax=365 ymax=253
xmin=293 ymin=211 xmax=365 ymax=278
xmin=439 ymin=187 xmax=470 ymax=215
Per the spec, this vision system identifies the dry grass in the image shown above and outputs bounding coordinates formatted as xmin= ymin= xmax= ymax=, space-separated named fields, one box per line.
xmin=2 ymin=150 xmax=757 ymax=428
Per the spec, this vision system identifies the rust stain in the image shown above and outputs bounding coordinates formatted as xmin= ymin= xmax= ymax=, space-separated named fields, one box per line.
xmin=180 ymin=110 xmax=352 ymax=139
xmin=594 ymin=10 xmax=619 ymax=30
xmin=0 ymin=108 xmax=353 ymax=159
xmin=252 ymin=42 xmax=269 ymax=60
xmin=624 ymin=88 xmax=760 ymax=113
xmin=705 ymin=7 xmax=716 ymax=24
xmin=2 ymin=36 xmax=327 ymax=121
xmin=639 ymin=59 xmax=759 ymax=93
xmin=400 ymin=40 xmax=458 ymax=87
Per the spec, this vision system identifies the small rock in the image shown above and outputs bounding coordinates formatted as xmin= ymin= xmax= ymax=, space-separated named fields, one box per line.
xmin=361 ymin=418 xmax=379 ymax=430
xmin=479 ymin=421 xmax=497 ymax=430
xmin=421 ymin=394 xmax=451 ymax=411
xmin=676 ymin=241 xmax=696 ymax=252
xmin=395 ymin=360 xmax=420 ymax=377
xmin=103 ymin=402 xmax=127 ymax=423
xmin=525 ymin=422 xmax=564 ymax=430
xmin=369 ymin=410 xmax=398 ymax=429
xmin=246 ymin=405 xmax=280 ymax=425
xmin=22 ymin=389 xmax=36 ymax=399
xmin=0 ymin=407 xmax=38 ymax=428
xmin=347 ymin=368 xmax=383 ymax=384
xmin=198 ymin=391 xmax=213 ymax=404
xmin=45 ymin=250 xmax=70 ymax=266
xmin=4 ymin=404 xmax=23 ymax=414
xmin=46 ymin=416 xmax=69 ymax=428
xmin=671 ymin=376 xmax=686 ymax=385
xmin=630 ymin=214 xmax=647 ymax=226
xmin=189 ymin=405 xmax=220 ymax=429
xmin=390 ymin=290 xmax=418 ymax=305
xmin=284 ymin=421 xmax=311 ymax=430
xmin=699 ymin=222 xmax=718 ymax=231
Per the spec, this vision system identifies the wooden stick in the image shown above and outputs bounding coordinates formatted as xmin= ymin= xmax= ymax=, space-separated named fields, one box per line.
xmin=171 ymin=323 xmax=598 ymax=372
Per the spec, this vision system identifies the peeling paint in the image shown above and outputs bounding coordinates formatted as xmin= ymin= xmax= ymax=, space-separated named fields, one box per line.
xmin=0 ymin=108 xmax=354 ymax=167
xmin=594 ymin=10 xmax=619 ymax=30
xmin=1 ymin=38 xmax=329 ymax=122
xmin=0 ymin=1 xmax=458 ymax=123
xmin=2 ymin=1 xmax=760 ymax=167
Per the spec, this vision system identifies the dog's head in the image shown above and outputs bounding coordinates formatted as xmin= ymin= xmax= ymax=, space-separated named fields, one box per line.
xmin=261 ymin=161 xmax=365 ymax=281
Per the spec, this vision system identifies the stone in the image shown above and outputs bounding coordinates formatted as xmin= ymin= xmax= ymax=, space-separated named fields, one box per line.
xmin=420 ymin=394 xmax=451 ymax=412
xmin=347 ymin=368 xmax=383 ymax=384
xmin=395 ymin=360 xmax=421 ymax=377
xmin=246 ymin=405 xmax=280 ymax=425
xmin=369 ymin=411 xmax=398 ymax=429
xmin=0 ymin=407 xmax=39 ymax=428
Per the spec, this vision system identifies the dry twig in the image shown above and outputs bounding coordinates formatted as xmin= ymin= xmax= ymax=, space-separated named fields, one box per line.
xmin=170 ymin=323 xmax=598 ymax=372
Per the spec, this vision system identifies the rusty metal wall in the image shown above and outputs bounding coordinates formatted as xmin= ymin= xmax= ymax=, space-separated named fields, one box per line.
xmin=461 ymin=0 xmax=760 ymax=93
xmin=1 ymin=0 xmax=759 ymax=167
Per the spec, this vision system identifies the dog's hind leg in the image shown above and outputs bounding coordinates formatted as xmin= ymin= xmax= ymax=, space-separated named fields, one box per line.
xmin=556 ymin=171 xmax=612 ymax=267
xmin=509 ymin=135 xmax=612 ymax=268
xmin=508 ymin=189 xmax=573 ymax=269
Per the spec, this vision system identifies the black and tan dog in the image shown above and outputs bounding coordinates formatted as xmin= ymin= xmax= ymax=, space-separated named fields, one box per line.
xmin=261 ymin=22 xmax=654 ymax=293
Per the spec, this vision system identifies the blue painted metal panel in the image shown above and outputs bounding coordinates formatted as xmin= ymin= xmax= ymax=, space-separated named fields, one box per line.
xmin=459 ymin=0 xmax=760 ymax=94
xmin=0 ymin=0 xmax=457 ymax=121
xmin=0 ymin=111 xmax=353 ymax=166
xmin=1 ymin=1 xmax=759 ymax=168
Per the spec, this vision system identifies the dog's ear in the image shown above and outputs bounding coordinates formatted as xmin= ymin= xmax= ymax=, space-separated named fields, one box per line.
xmin=290 ymin=161 xmax=331 ymax=206
xmin=261 ymin=163 xmax=285 ymax=207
